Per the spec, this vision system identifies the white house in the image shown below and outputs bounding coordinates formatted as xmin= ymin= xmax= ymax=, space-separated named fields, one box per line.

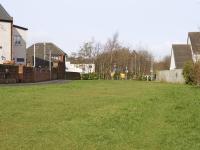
xmin=170 ymin=44 xmax=192 ymax=70
xmin=160 ymin=32 xmax=200 ymax=83
xmin=159 ymin=44 xmax=192 ymax=83
xmin=0 ymin=4 xmax=28 ymax=65
xmin=170 ymin=32 xmax=200 ymax=70
xmin=187 ymin=32 xmax=200 ymax=62
xmin=65 ymin=61 xmax=95 ymax=74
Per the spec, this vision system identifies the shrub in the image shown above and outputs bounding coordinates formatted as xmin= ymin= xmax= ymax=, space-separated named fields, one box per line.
xmin=89 ymin=73 xmax=99 ymax=80
xmin=113 ymin=72 xmax=120 ymax=80
xmin=81 ymin=73 xmax=99 ymax=80
xmin=183 ymin=61 xmax=194 ymax=84
xmin=193 ymin=61 xmax=200 ymax=85
xmin=81 ymin=74 xmax=90 ymax=80
xmin=127 ymin=72 xmax=134 ymax=80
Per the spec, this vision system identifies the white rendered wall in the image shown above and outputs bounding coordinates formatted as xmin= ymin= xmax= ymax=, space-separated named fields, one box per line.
xmin=188 ymin=38 xmax=200 ymax=62
xmin=170 ymin=49 xmax=176 ymax=70
xmin=65 ymin=62 xmax=95 ymax=74
xmin=0 ymin=22 xmax=12 ymax=64
xmin=157 ymin=69 xmax=185 ymax=84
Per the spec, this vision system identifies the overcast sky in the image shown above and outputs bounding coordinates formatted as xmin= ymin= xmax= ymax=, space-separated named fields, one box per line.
xmin=1 ymin=0 xmax=200 ymax=58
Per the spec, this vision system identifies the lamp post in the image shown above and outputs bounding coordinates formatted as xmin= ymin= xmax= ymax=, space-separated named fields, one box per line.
xmin=33 ymin=43 xmax=37 ymax=82
xmin=133 ymin=50 xmax=137 ymax=77
xmin=150 ymin=57 xmax=154 ymax=80
xmin=33 ymin=44 xmax=36 ymax=67
xmin=44 ymin=43 xmax=46 ymax=60
xmin=49 ymin=49 xmax=52 ymax=80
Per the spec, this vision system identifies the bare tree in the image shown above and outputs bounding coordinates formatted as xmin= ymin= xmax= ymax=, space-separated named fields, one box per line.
xmin=104 ymin=32 xmax=120 ymax=75
xmin=68 ymin=34 xmax=155 ymax=80
xmin=154 ymin=55 xmax=171 ymax=71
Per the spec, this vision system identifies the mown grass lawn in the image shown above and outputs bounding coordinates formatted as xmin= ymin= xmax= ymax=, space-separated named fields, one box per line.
xmin=0 ymin=81 xmax=200 ymax=150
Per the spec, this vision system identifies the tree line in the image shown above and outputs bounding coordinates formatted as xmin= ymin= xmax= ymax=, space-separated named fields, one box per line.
xmin=68 ymin=33 xmax=170 ymax=79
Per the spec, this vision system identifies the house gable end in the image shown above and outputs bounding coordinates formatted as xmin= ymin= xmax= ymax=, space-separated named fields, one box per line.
xmin=0 ymin=4 xmax=13 ymax=21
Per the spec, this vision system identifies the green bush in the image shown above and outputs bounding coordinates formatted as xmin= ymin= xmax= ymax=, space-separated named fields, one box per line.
xmin=127 ymin=72 xmax=134 ymax=80
xmin=81 ymin=74 xmax=90 ymax=80
xmin=193 ymin=61 xmax=200 ymax=85
xmin=183 ymin=61 xmax=194 ymax=84
xmin=137 ymin=74 xmax=147 ymax=81
xmin=113 ymin=72 xmax=120 ymax=80
xmin=81 ymin=73 xmax=99 ymax=80
xmin=89 ymin=73 xmax=99 ymax=80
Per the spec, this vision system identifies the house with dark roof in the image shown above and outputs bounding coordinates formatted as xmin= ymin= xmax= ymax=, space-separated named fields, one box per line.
xmin=187 ymin=32 xmax=200 ymax=62
xmin=170 ymin=44 xmax=192 ymax=70
xmin=159 ymin=32 xmax=200 ymax=83
xmin=26 ymin=42 xmax=67 ymax=68
xmin=0 ymin=4 xmax=28 ymax=65
xmin=158 ymin=44 xmax=191 ymax=83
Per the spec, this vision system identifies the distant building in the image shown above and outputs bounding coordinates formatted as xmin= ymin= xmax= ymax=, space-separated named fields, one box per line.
xmin=26 ymin=43 xmax=67 ymax=68
xmin=65 ymin=62 xmax=95 ymax=74
xmin=188 ymin=32 xmax=200 ymax=62
xmin=170 ymin=44 xmax=192 ymax=70
xmin=0 ymin=4 xmax=28 ymax=65
xmin=170 ymin=32 xmax=200 ymax=70
xmin=160 ymin=32 xmax=200 ymax=83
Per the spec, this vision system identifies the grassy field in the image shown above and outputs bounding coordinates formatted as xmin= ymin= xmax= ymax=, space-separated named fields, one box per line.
xmin=0 ymin=81 xmax=200 ymax=150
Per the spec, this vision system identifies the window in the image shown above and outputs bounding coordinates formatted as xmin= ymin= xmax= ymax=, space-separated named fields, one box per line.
xmin=17 ymin=58 xmax=24 ymax=62
xmin=14 ymin=35 xmax=21 ymax=46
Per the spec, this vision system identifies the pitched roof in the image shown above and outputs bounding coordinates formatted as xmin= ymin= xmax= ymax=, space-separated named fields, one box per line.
xmin=188 ymin=32 xmax=200 ymax=54
xmin=0 ymin=4 xmax=13 ymax=21
xmin=27 ymin=43 xmax=67 ymax=61
xmin=172 ymin=44 xmax=192 ymax=69
xmin=26 ymin=42 xmax=67 ymax=66
xmin=28 ymin=42 xmax=66 ymax=55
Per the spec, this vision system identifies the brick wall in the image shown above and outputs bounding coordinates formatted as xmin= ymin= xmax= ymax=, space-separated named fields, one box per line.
xmin=0 ymin=65 xmax=19 ymax=83
xmin=18 ymin=66 xmax=65 ymax=83
xmin=0 ymin=60 xmax=66 ymax=84
xmin=19 ymin=66 xmax=51 ymax=83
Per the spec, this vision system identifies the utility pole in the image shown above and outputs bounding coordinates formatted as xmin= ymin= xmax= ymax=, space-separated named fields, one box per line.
xmin=33 ymin=44 xmax=36 ymax=67
xmin=44 ymin=43 xmax=46 ymax=60
xmin=33 ymin=44 xmax=36 ymax=82
xmin=133 ymin=50 xmax=137 ymax=76
xmin=138 ymin=55 xmax=141 ymax=76
xmin=150 ymin=57 xmax=154 ymax=80
xmin=49 ymin=49 xmax=52 ymax=80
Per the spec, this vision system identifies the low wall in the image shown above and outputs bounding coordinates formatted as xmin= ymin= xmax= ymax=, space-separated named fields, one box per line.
xmin=19 ymin=66 xmax=60 ymax=83
xmin=34 ymin=69 xmax=51 ymax=82
xmin=19 ymin=66 xmax=34 ymax=83
xmin=156 ymin=69 xmax=185 ymax=84
xmin=0 ymin=62 xmax=66 ymax=84
xmin=0 ymin=65 xmax=19 ymax=83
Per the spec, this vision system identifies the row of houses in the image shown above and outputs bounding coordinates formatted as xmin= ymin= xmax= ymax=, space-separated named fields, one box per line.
xmin=157 ymin=32 xmax=200 ymax=83
xmin=0 ymin=4 xmax=70 ymax=83
xmin=0 ymin=4 xmax=67 ymax=66
xmin=0 ymin=4 xmax=27 ymax=65
xmin=0 ymin=4 xmax=96 ymax=83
